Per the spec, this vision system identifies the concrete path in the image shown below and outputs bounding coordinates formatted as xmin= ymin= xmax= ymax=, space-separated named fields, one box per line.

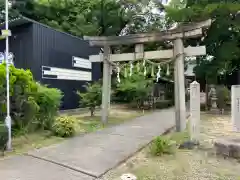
xmin=0 ymin=108 xmax=181 ymax=180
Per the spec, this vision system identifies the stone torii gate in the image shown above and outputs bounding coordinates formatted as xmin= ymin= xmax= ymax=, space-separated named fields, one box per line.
xmin=84 ymin=19 xmax=211 ymax=132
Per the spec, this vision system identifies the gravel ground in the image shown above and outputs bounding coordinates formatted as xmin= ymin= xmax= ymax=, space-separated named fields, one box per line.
xmin=101 ymin=113 xmax=240 ymax=180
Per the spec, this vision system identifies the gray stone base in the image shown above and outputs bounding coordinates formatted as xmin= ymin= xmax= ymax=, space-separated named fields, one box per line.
xmin=210 ymin=108 xmax=219 ymax=114
xmin=214 ymin=138 xmax=240 ymax=159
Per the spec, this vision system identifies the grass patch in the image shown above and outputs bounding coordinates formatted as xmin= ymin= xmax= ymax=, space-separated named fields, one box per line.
xmin=5 ymin=130 xmax=64 ymax=156
xmin=2 ymin=108 xmax=143 ymax=157
xmin=102 ymin=116 xmax=240 ymax=180
xmin=73 ymin=113 xmax=142 ymax=133
xmin=149 ymin=136 xmax=176 ymax=156
xmin=167 ymin=130 xmax=190 ymax=145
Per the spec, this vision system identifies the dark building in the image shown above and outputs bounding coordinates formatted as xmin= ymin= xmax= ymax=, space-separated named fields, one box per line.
xmin=0 ymin=17 xmax=101 ymax=110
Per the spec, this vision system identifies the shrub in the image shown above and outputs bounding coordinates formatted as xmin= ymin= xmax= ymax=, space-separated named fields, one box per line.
xmin=155 ymin=100 xmax=174 ymax=109
xmin=200 ymin=103 xmax=206 ymax=111
xmin=36 ymin=83 xmax=63 ymax=129
xmin=0 ymin=63 xmax=39 ymax=130
xmin=0 ymin=123 xmax=8 ymax=154
xmin=216 ymin=86 xmax=230 ymax=110
xmin=52 ymin=116 xmax=77 ymax=137
xmin=0 ymin=64 xmax=63 ymax=133
xmin=114 ymin=71 xmax=153 ymax=103
xmin=150 ymin=136 xmax=175 ymax=156
xmin=77 ymin=81 xmax=102 ymax=116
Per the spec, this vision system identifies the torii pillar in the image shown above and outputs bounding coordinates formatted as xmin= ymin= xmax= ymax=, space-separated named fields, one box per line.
xmin=174 ymin=38 xmax=186 ymax=131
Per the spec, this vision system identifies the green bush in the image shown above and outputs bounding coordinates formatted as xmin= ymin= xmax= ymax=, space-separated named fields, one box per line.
xmin=36 ymin=83 xmax=63 ymax=129
xmin=114 ymin=66 xmax=153 ymax=103
xmin=155 ymin=100 xmax=174 ymax=109
xmin=0 ymin=64 xmax=63 ymax=133
xmin=0 ymin=63 xmax=39 ymax=130
xmin=200 ymin=103 xmax=206 ymax=111
xmin=52 ymin=116 xmax=77 ymax=137
xmin=216 ymin=86 xmax=230 ymax=110
xmin=77 ymin=81 xmax=102 ymax=116
xmin=150 ymin=136 xmax=175 ymax=156
xmin=0 ymin=123 xmax=8 ymax=153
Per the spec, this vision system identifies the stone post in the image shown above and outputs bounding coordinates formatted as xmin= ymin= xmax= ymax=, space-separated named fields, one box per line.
xmin=101 ymin=46 xmax=111 ymax=124
xmin=190 ymin=81 xmax=200 ymax=142
xmin=231 ymin=85 xmax=240 ymax=132
xmin=108 ymin=64 xmax=112 ymax=110
xmin=209 ymin=85 xmax=218 ymax=112
xmin=174 ymin=38 xmax=186 ymax=132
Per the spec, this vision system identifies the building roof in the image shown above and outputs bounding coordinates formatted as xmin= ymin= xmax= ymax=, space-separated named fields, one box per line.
xmin=0 ymin=16 xmax=84 ymax=41
xmin=0 ymin=17 xmax=30 ymax=28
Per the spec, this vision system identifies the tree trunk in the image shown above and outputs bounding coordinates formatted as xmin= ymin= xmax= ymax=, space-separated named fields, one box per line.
xmin=90 ymin=107 xmax=95 ymax=117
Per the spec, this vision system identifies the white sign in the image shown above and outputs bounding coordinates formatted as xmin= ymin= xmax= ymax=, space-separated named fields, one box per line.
xmin=72 ymin=56 xmax=92 ymax=69
xmin=0 ymin=52 xmax=14 ymax=65
xmin=190 ymin=81 xmax=200 ymax=142
xmin=42 ymin=66 xmax=92 ymax=81
xmin=231 ymin=85 xmax=240 ymax=132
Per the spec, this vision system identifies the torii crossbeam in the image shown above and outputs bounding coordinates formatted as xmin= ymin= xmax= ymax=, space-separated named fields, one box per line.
xmin=84 ymin=19 xmax=211 ymax=132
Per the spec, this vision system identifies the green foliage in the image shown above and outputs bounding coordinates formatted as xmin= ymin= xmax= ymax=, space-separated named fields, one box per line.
xmin=200 ymin=103 xmax=206 ymax=111
xmin=0 ymin=0 xmax=20 ymax=22
xmin=166 ymin=0 xmax=240 ymax=82
xmin=0 ymin=63 xmax=39 ymax=130
xmin=150 ymin=136 xmax=176 ymax=156
xmin=10 ymin=0 xmax=167 ymax=37
xmin=52 ymin=116 xmax=77 ymax=137
xmin=114 ymin=65 xmax=154 ymax=103
xmin=167 ymin=0 xmax=187 ymax=9
xmin=0 ymin=64 xmax=62 ymax=133
xmin=36 ymin=83 xmax=63 ymax=129
xmin=77 ymin=81 xmax=102 ymax=116
xmin=0 ymin=123 xmax=8 ymax=153
xmin=216 ymin=86 xmax=230 ymax=109
xmin=155 ymin=100 xmax=174 ymax=109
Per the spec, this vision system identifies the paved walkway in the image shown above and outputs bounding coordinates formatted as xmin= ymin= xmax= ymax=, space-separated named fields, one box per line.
xmin=0 ymin=108 xmax=182 ymax=180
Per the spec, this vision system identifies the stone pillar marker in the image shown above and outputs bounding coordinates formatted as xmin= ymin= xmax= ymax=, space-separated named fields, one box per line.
xmin=209 ymin=85 xmax=218 ymax=112
xmin=190 ymin=81 xmax=200 ymax=142
xmin=231 ymin=85 xmax=240 ymax=132
xmin=108 ymin=64 xmax=112 ymax=110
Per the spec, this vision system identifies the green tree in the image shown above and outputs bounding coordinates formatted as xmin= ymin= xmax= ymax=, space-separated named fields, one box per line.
xmin=12 ymin=0 xmax=166 ymax=37
xmin=166 ymin=0 xmax=240 ymax=83
xmin=77 ymin=81 xmax=103 ymax=116
xmin=114 ymin=65 xmax=154 ymax=103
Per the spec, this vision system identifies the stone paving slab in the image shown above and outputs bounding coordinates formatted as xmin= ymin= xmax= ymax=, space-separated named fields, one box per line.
xmin=0 ymin=155 xmax=94 ymax=180
xmin=27 ymin=108 xmax=176 ymax=178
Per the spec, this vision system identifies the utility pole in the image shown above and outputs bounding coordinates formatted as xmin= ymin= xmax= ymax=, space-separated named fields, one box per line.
xmin=5 ymin=0 xmax=12 ymax=150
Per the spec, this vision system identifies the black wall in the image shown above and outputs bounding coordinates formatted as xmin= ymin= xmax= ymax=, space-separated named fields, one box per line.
xmin=0 ymin=23 xmax=34 ymax=69
xmin=0 ymin=21 xmax=101 ymax=110
xmin=31 ymin=23 xmax=101 ymax=109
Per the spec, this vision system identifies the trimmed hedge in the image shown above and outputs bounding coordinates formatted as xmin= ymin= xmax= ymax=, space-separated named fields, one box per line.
xmin=0 ymin=123 xmax=8 ymax=153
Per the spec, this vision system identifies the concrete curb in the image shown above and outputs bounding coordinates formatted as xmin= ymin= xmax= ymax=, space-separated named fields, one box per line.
xmin=27 ymin=153 xmax=98 ymax=178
